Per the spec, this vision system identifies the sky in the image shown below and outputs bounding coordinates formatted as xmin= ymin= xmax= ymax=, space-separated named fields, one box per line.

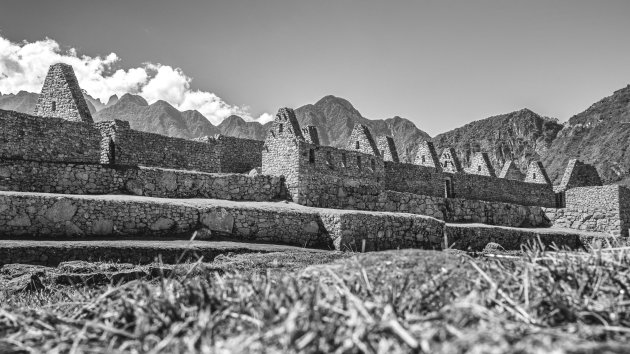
xmin=0 ymin=0 xmax=629 ymax=134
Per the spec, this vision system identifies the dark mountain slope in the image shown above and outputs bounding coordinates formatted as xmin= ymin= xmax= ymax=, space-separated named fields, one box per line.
xmin=94 ymin=94 xmax=219 ymax=139
xmin=217 ymin=115 xmax=270 ymax=140
xmin=433 ymin=109 xmax=563 ymax=173
xmin=542 ymin=85 xmax=630 ymax=183
xmin=0 ymin=91 xmax=39 ymax=114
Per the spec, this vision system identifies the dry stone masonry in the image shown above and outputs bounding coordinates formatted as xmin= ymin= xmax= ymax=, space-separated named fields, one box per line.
xmin=34 ymin=63 xmax=93 ymax=123
xmin=439 ymin=147 xmax=463 ymax=173
xmin=414 ymin=141 xmax=442 ymax=170
xmin=1 ymin=63 xmax=627 ymax=252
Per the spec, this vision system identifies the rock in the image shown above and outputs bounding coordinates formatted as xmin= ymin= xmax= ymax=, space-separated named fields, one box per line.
xmin=200 ymin=209 xmax=234 ymax=234
xmin=7 ymin=214 xmax=31 ymax=227
xmin=194 ymin=228 xmax=214 ymax=240
xmin=93 ymin=219 xmax=114 ymax=235
xmin=150 ymin=217 xmax=175 ymax=231
xmin=249 ymin=167 xmax=262 ymax=176
xmin=45 ymin=200 xmax=77 ymax=223
xmin=6 ymin=273 xmax=45 ymax=293
xmin=303 ymin=221 xmax=320 ymax=234
xmin=125 ymin=179 xmax=144 ymax=195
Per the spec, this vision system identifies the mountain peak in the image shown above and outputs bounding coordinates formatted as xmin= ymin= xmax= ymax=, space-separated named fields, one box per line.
xmin=106 ymin=94 xmax=119 ymax=106
xmin=118 ymin=93 xmax=148 ymax=106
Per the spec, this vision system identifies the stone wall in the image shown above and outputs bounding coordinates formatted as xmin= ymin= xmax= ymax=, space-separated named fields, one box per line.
xmin=113 ymin=129 xmax=220 ymax=172
xmin=0 ymin=192 xmax=445 ymax=251
xmin=215 ymin=135 xmax=264 ymax=173
xmin=199 ymin=204 xmax=329 ymax=248
xmin=0 ymin=110 xmax=102 ymax=163
xmin=286 ymin=174 xmax=548 ymax=228
xmin=0 ymin=192 xmax=199 ymax=237
xmin=0 ymin=159 xmax=284 ymax=201
xmin=263 ymin=113 xmax=384 ymax=204
xmin=384 ymin=162 xmax=557 ymax=207
xmin=544 ymin=185 xmax=630 ymax=236
xmin=319 ymin=209 xmax=444 ymax=251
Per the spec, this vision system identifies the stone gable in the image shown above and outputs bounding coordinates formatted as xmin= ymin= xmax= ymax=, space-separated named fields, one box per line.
xmin=439 ymin=147 xmax=463 ymax=173
xmin=34 ymin=63 xmax=93 ymax=123
xmin=376 ymin=136 xmax=400 ymax=163
xmin=524 ymin=161 xmax=551 ymax=184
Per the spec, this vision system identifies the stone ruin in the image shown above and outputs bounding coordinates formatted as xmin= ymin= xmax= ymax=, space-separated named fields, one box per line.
xmin=0 ymin=63 xmax=627 ymax=255
xmin=34 ymin=63 xmax=93 ymax=123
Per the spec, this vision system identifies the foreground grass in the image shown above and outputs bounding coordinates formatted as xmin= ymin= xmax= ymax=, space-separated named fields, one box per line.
xmin=1 ymin=245 xmax=629 ymax=353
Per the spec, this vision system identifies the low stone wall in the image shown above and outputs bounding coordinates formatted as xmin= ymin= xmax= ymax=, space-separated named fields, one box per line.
xmin=319 ymin=210 xmax=444 ymax=251
xmin=286 ymin=173 xmax=548 ymax=228
xmin=199 ymin=205 xmax=329 ymax=248
xmin=382 ymin=191 xmax=550 ymax=227
xmin=0 ymin=159 xmax=284 ymax=201
xmin=445 ymin=223 xmax=615 ymax=251
xmin=0 ymin=192 xmax=445 ymax=251
xmin=544 ymin=185 xmax=629 ymax=237
xmin=0 ymin=193 xmax=199 ymax=237
xmin=126 ymin=168 xmax=283 ymax=201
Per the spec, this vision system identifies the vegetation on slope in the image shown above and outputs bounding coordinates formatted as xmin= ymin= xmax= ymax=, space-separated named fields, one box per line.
xmin=1 ymin=243 xmax=629 ymax=353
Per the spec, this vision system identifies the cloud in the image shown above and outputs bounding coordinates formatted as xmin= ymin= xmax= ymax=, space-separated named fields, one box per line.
xmin=0 ymin=34 xmax=270 ymax=124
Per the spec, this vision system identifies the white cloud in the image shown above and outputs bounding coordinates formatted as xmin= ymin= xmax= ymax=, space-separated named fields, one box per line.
xmin=0 ymin=34 xmax=270 ymax=124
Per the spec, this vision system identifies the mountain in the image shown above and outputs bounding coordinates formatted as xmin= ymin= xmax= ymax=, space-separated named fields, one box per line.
xmin=83 ymin=92 xmax=118 ymax=113
xmin=433 ymin=109 xmax=563 ymax=174
xmin=94 ymin=94 xmax=219 ymax=139
xmin=294 ymin=95 xmax=431 ymax=161
xmin=542 ymin=85 xmax=630 ymax=184
xmin=181 ymin=110 xmax=220 ymax=137
xmin=0 ymin=91 xmax=39 ymax=114
xmin=217 ymin=115 xmax=270 ymax=140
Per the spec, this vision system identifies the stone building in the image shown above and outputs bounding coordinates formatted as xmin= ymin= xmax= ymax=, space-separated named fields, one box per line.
xmin=34 ymin=63 xmax=93 ymax=123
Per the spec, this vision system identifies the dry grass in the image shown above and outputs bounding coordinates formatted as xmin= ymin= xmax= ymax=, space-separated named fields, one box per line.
xmin=1 ymin=241 xmax=629 ymax=353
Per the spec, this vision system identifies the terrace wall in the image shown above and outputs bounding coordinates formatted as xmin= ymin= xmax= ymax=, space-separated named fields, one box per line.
xmin=0 ymin=159 xmax=284 ymax=201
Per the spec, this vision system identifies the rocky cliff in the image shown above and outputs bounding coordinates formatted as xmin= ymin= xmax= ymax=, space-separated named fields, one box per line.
xmin=433 ymin=109 xmax=563 ymax=176
xmin=542 ymin=85 xmax=630 ymax=184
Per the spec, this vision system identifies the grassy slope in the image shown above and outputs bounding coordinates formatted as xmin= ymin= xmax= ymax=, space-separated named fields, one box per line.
xmin=1 ymin=246 xmax=629 ymax=353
